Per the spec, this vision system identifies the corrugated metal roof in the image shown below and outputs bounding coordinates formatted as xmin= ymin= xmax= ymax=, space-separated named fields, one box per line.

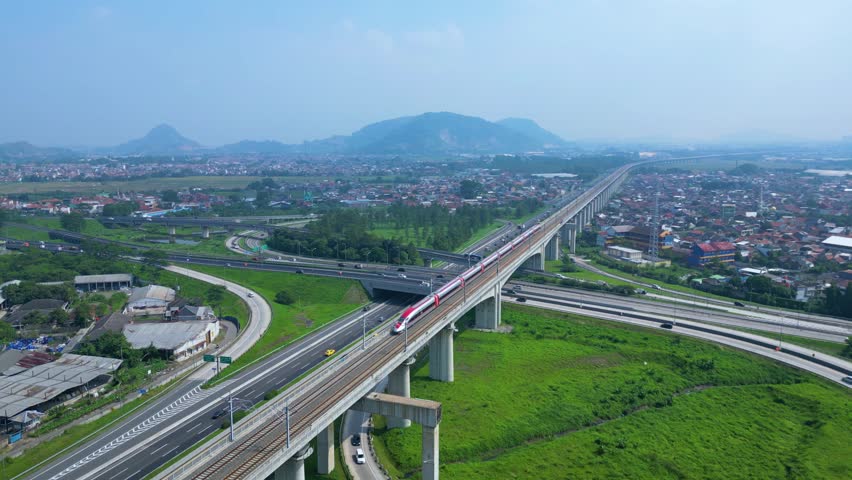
xmin=128 ymin=285 xmax=175 ymax=304
xmin=74 ymin=273 xmax=133 ymax=284
xmin=0 ymin=354 xmax=121 ymax=419
xmin=123 ymin=321 xmax=210 ymax=350
xmin=822 ymin=236 xmax=852 ymax=248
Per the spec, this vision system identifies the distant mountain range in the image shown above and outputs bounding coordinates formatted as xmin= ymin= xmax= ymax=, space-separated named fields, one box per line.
xmin=1 ymin=112 xmax=570 ymax=158
xmin=0 ymin=141 xmax=75 ymax=160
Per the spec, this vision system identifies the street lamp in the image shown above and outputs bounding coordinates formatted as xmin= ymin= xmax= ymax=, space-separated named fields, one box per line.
xmin=362 ymin=313 xmax=367 ymax=350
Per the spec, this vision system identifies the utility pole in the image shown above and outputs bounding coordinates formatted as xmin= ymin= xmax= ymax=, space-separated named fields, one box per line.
xmin=362 ymin=314 xmax=366 ymax=351
xmin=404 ymin=321 xmax=409 ymax=352
xmin=285 ymin=398 xmax=291 ymax=448
xmin=229 ymin=391 xmax=234 ymax=442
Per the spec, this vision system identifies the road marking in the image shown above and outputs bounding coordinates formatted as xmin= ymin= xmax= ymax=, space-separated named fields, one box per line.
xmin=186 ymin=423 xmax=203 ymax=433
xmin=150 ymin=443 xmax=169 ymax=456
xmin=162 ymin=446 xmax=181 ymax=458
xmin=108 ymin=467 xmax=128 ymax=480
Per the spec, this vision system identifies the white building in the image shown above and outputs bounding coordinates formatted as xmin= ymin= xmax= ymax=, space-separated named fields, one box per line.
xmin=123 ymin=320 xmax=219 ymax=361
xmin=125 ymin=285 xmax=176 ymax=316
xmin=605 ymin=245 xmax=643 ymax=262
xmin=821 ymin=236 xmax=852 ymax=254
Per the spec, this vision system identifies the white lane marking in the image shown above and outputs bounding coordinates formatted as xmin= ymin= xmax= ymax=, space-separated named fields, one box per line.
xmin=161 ymin=446 xmax=181 ymax=458
xmin=149 ymin=443 xmax=169 ymax=456
xmin=186 ymin=423 xmax=203 ymax=433
xmin=51 ymin=300 xmax=398 ymax=480
xmin=108 ymin=467 xmax=128 ymax=480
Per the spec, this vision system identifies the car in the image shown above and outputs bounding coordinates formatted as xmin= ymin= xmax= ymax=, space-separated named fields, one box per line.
xmin=659 ymin=323 xmax=673 ymax=329
xmin=555 ymin=274 xmax=566 ymax=279
xmin=247 ymin=292 xmax=254 ymax=298
xmin=436 ymin=274 xmax=444 ymax=279
xmin=296 ymin=269 xmax=304 ymax=274
xmin=651 ymin=284 xmax=662 ymax=290
xmin=226 ymin=263 xmax=231 ymax=267
xmin=516 ymin=297 xmax=526 ymax=302
xmin=338 ymin=263 xmax=345 ymax=267
xmin=397 ymin=267 xmax=406 ymax=272
xmin=324 ymin=349 xmax=336 ymax=357
xmin=362 ymin=306 xmax=370 ymax=312
xmin=355 ymin=448 xmax=366 ymax=465
xmin=351 ymin=434 xmax=362 ymax=446
xmin=514 ymin=285 xmax=522 ymax=291
xmin=211 ymin=408 xmax=229 ymax=419
xmin=398 ymin=273 xmax=407 ymax=279
xmin=734 ymin=301 xmax=745 ymax=307
xmin=354 ymin=264 xmax=363 ymax=269
xmin=842 ymin=376 xmax=852 ymax=385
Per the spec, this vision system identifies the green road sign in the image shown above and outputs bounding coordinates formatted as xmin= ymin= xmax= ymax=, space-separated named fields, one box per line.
xmin=220 ymin=356 xmax=232 ymax=364
xmin=203 ymin=354 xmax=215 ymax=362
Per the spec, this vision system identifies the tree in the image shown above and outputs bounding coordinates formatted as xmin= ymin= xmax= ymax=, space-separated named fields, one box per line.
xmin=459 ymin=180 xmax=483 ymax=199
xmin=161 ymin=190 xmax=180 ymax=203
xmin=274 ymin=290 xmax=294 ymax=305
xmin=0 ymin=321 xmax=15 ymax=342
xmin=48 ymin=308 xmax=70 ymax=326
xmin=60 ymin=212 xmax=85 ymax=232
xmin=841 ymin=338 xmax=852 ymax=359
xmin=206 ymin=285 xmax=226 ymax=310
xmin=101 ymin=201 xmax=137 ymax=217
xmin=142 ymin=249 xmax=168 ymax=266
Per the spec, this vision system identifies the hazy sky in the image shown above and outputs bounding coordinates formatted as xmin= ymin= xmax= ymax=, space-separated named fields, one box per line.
xmin=2 ymin=0 xmax=851 ymax=146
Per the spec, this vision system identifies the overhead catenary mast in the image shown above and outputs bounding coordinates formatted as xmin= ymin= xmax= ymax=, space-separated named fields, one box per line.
xmin=649 ymin=190 xmax=660 ymax=260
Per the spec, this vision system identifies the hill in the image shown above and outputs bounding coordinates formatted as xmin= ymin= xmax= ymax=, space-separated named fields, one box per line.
xmin=0 ymin=141 xmax=75 ymax=160
xmin=353 ymin=112 xmax=541 ymax=154
xmin=216 ymin=140 xmax=292 ymax=154
xmin=111 ymin=124 xmax=201 ymax=155
xmin=497 ymin=117 xmax=567 ymax=147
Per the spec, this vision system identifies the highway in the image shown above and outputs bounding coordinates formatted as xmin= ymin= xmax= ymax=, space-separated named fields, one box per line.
xmin=26 ymin=293 xmax=411 ymax=479
xmin=510 ymin=282 xmax=851 ymax=342
xmin=509 ymin=292 xmax=852 ymax=387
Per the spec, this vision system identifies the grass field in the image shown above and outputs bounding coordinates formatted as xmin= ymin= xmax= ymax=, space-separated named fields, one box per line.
xmin=5 ymin=217 xmax=238 ymax=257
xmin=185 ymin=265 xmax=368 ymax=380
xmin=372 ymin=304 xmax=852 ymax=479
xmin=0 ymin=175 xmax=408 ymax=195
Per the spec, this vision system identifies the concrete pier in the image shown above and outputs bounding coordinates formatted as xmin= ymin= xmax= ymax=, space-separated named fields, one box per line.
xmin=202 ymin=226 xmax=211 ymax=239
xmin=474 ymin=284 xmax=501 ymax=330
xmin=545 ymin=235 xmax=559 ymax=261
xmin=317 ymin=423 xmax=334 ymax=474
xmin=429 ymin=323 xmax=455 ymax=382
xmin=386 ymin=357 xmax=415 ymax=428
xmin=274 ymin=446 xmax=313 ymax=480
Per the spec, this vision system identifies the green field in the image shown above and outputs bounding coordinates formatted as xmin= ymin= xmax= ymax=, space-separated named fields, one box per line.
xmin=5 ymin=217 xmax=238 ymax=257
xmin=186 ymin=265 xmax=369 ymax=381
xmin=0 ymin=175 xmax=408 ymax=195
xmin=373 ymin=304 xmax=852 ymax=479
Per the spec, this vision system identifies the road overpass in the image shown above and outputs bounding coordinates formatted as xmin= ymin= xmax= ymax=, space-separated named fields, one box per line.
xmin=154 ymin=161 xmax=638 ymax=480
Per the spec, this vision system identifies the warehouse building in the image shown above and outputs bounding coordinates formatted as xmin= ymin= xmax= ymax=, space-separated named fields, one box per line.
xmin=74 ymin=273 xmax=133 ymax=292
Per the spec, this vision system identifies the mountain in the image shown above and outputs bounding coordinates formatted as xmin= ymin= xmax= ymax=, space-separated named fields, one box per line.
xmin=216 ymin=139 xmax=292 ymax=154
xmin=111 ymin=124 xmax=201 ymax=155
xmin=496 ymin=118 xmax=567 ymax=147
xmin=350 ymin=112 xmax=542 ymax=154
xmin=0 ymin=141 xmax=75 ymax=160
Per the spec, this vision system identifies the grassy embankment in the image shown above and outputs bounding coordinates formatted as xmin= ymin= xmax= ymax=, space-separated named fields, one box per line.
xmin=185 ymin=265 xmax=369 ymax=383
xmin=372 ymin=304 xmax=852 ymax=479
xmin=8 ymin=217 xmax=238 ymax=257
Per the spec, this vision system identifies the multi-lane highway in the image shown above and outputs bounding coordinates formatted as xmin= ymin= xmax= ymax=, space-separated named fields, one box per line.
xmin=26 ymin=296 xmax=410 ymax=480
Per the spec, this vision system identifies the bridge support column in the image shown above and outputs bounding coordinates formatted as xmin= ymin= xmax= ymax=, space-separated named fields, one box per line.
xmin=429 ymin=323 xmax=455 ymax=382
xmin=274 ymin=446 xmax=313 ymax=480
xmin=474 ymin=284 xmax=501 ymax=329
xmin=168 ymin=225 xmax=176 ymax=236
xmin=202 ymin=226 xmax=211 ymax=239
xmin=387 ymin=357 xmax=415 ymax=429
xmin=422 ymin=424 xmax=439 ymax=480
xmin=522 ymin=250 xmax=544 ymax=270
xmin=317 ymin=423 xmax=334 ymax=474
xmin=545 ymin=234 xmax=559 ymax=261
xmin=561 ymin=223 xmax=577 ymax=254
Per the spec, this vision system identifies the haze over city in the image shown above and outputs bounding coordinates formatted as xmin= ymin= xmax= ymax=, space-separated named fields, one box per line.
xmin=2 ymin=0 xmax=852 ymax=146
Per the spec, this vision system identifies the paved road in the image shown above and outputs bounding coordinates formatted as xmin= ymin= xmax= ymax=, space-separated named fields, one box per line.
xmin=512 ymin=282 xmax=850 ymax=342
xmin=341 ymin=379 xmax=388 ymax=480
xmin=569 ymin=255 xmax=851 ymax=328
xmin=26 ymin=282 xmax=409 ymax=480
xmin=515 ymin=295 xmax=852 ymax=387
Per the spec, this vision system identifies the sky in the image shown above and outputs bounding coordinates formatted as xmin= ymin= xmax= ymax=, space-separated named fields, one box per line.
xmin=2 ymin=0 xmax=851 ymax=146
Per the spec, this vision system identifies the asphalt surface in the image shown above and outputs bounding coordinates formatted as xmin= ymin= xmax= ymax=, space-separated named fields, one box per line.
xmin=26 ymin=295 xmax=410 ymax=480
xmin=511 ymin=282 xmax=851 ymax=342
xmin=513 ymin=294 xmax=852 ymax=387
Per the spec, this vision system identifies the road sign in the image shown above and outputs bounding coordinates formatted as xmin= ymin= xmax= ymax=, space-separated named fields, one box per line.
xmin=220 ymin=356 xmax=232 ymax=364
xmin=203 ymin=354 xmax=216 ymax=362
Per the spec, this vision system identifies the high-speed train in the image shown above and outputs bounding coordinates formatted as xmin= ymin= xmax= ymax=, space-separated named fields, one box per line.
xmin=391 ymin=222 xmax=543 ymax=334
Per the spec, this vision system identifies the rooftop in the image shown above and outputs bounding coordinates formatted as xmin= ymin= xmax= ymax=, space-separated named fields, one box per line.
xmin=822 ymin=236 xmax=852 ymax=248
xmin=123 ymin=321 xmax=211 ymax=350
xmin=128 ymin=285 xmax=175 ymax=304
xmin=74 ymin=273 xmax=133 ymax=284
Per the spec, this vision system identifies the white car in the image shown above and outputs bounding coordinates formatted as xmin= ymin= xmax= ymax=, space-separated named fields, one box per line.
xmin=355 ymin=448 xmax=366 ymax=464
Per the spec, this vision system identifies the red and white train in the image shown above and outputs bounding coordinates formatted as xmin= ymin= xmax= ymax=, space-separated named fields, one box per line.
xmin=391 ymin=222 xmax=543 ymax=334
